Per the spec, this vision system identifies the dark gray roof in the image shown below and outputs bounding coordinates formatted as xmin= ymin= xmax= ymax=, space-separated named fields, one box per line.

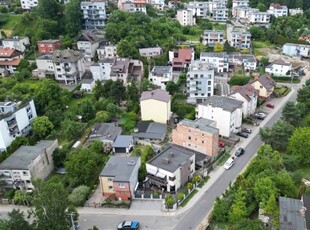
xmin=200 ymin=52 xmax=228 ymax=58
xmin=81 ymin=78 xmax=94 ymax=84
xmin=133 ymin=122 xmax=167 ymax=140
xmin=52 ymin=49 xmax=84 ymax=63
xmin=302 ymin=196 xmax=310 ymax=229
xmin=279 ymin=196 xmax=306 ymax=230
xmin=37 ymin=54 xmax=53 ymax=60
xmin=249 ymin=73 xmax=275 ymax=90
xmin=229 ymin=53 xmax=256 ymax=62
xmin=89 ymin=123 xmax=122 ymax=142
xmin=147 ymin=144 xmax=195 ymax=173
xmin=77 ymin=32 xmax=100 ymax=44
xmin=200 ymin=95 xmax=243 ymax=112
xmin=140 ymin=89 xmax=171 ymax=103
xmin=179 ymin=118 xmax=219 ymax=134
xmin=112 ymin=135 xmax=133 ymax=148
xmin=100 ymin=156 xmax=140 ymax=182
xmin=0 ymin=140 xmax=55 ymax=170
xmin=151 ymin=66 xmax=172 ymax=75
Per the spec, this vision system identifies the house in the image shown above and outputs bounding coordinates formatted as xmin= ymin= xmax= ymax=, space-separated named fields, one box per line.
xmin=248 ymin=10 xmax=271 ymax=27
xmin=228 ymin=53 xmax=257 ymax=71
xmin=299 ymin=35 xmax=310 ymax=44
xmin=265 ymin=59 xmax=292 ymax=76
xmin=212 ymin=7 xmax=228 ymax=22
xmin=80 ymin=78 xmax=96 ymax=92
xmin=197 ymin=95 xmax=243 ymax=137
xmin=20 ymin=0 xmax=38 ymax=9
xmin=0 ymin=100 xmax=37 ymax=152
xmin=99 ymin=156 xmax=141 ymax=201
xmin=232 ymin=0 xmax=249 ymax=8
xmin=118 ymin=0 xmax=147 ymax=14
xmin=282 ymin=43 xmax=310 ymax=58
xmin=0 ymin=140 xmax=58 ymax=192
xmin=176 ymin=9 xmax=196 ymax=26
xmin=172 ymin=118 xmax=219 ymax=157
xmin=2 ymin=36 xmax=30 ymax=53
xmin=112 ymin=135 xmax=134 ymax=154
xmin=90 ymin=59 xmax=113 ymax=82
xmin=207 ymin=0 xmax=226 ymax=13
xmin=140 ymin=89 xmax=171 ymax=124
xmin=76 ymin=32 xmax=100 ymax=62
xmin=146 ymin=144 xmax=195 ymax=192
xmin=52 ymin=49 xmax=86 ymax=85
xmin=132 ymin=121 xmax=167 ymax=143
xmin=0 ymin=48 xmax=23 ymax=74
xmin=185 ymin=2 xmax=209 ymax=17
xmin=97 ymin=44 xmax=117 ymax=60
xmin=139 ymin=47 xmax=163 ymax=57
xmin=289 ymin=8 xmax=303 ymax=16
xmin=186 ymin=61 xmax=215 ymax=104
xmin=148 ymin=0 xmax=165 ymax=11
xmin=32 ymin=54 xmax=55 ymax=78
xmin=229 ymin=84 xmax=258 ymax=116
xmin=169 ymin=48 xmax=195 ymax=71
xmin=229 ymin=28 xmax=251 ymax=49
xmin=249 ymin=73 xmax=275 ymax=100
xmin=267 ymin=3 xmax=288 ymax=18
xmin=81 ymin=1 xmax=107 ymax=29
xmin=168 ymin=0 xmax=181 ymax=8
xmin=200 ymin=52 xmax=229 ymax=73
xmin=201 ymin=30 xmax=224 ymax=46
xmin=149 ymin=66 xmax=173 ymax=90
xmin=37 ymin=40 xmax=61 ymax=55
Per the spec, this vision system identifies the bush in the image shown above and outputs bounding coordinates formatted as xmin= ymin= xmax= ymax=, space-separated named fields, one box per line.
xmin=165 ymin=195 xmax=175 ymax=207
xmin=187 ymin=182 xmax=193 ymax=190
xmin=192 ymin=175 xmax=201 ymax=184
xmin=177 ymin=193 xmax=184 ymax=201
xmin=68 ymin=185 xmax=91 ymax=207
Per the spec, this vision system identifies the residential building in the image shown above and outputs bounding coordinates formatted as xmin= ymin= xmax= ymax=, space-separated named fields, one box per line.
xmin=187 ymin=61 xmax=215 ymax=104
xmin=32 ymin=54 xmax=55 ymax=78
xmin=146 ymin=144 xmax=195 ymax=192
xmin=97 ymin=44 xmax=117 ymax=60
xmin=0 ymin=48 xmax=23 ymax=74
xmin=167 ymin=0 xmax=180 ymax=8
xmin=80 ymin=78 xmax=96 ymax=92
xmin=172 ymin=118 xmax=219 ymax=157
xmin=148 ymin=0 xmax=165 ymax=11
xmin=197 ymin=95 xmax=243 ymax=137
xmin=20 ymin=0 xmax=38 ymax=10
xmin=207 ymin=0 xmax=226 ymax=13
xmin=132 ymin=121 xmax=167 ymax=143
xmin=0 ymin=100 xmax=37 ymax=152
xmin=201 ymin=30 xmax=224 ymax=46
xmin=267 ymin=3 xmax=288 ymax=18
xmin=140 ymin=89 xmax=171 ymax=124
xmin=248 ymin=10 xmax=271 ymax=27
xmin=37 ymin=40 xmax=61 ymax=55
xmin=169 ymin=48 xmax=195 ymax=71
xmin=228 ymin=53 xmax=257 ymax=71
xmin=76 ymin=32 xmax=100 ymax=62
xmin=185 ymin=2 xmax=208 ymax=17
xmin=99 ymin=156 xmax=141 ymax=200
xmin=149 ymin=66 xmax=173 ymax=90
xmin=139 ymin=47 xmax=163 ymax=57
xmin=0 ymin=140 xmax=58 ymax=192
xmin=212 ymin=7 xmax=228 ymax=22
xmin=265 ymin=59 xmax=292 ymax=76
xmin=112 ymin=135 xmax=134 ymax=154
xmin=299 ymin=35 xmax=310 ymax=44
xmin=118 ymin=0 xmax=147 ymax=14
xmin=230 ymin=28 xmax=251 ymax=49
xmin=249 ymin=73 xmax=275 ymax=100
xmin=282 ymin=43 xmax=310 ymax=58
xmin=199 ymin=52 xmax=229 ymax=73
xmin=176 ymin=9 xmax=196 ymax=26
xmin=81 ymin=1 xmax=107 ymax=29
xmin=1 ymin=36 xmax=29 ymax=53
xmin=90 ymin=59 xmax=114 ymax=82
xmin=229 ymin=84 xmax=258 ymax=116
xmin=289 ymin=8 xmax=303 ymax=16
xmin=232 ymin=0 xmax=249 ymax=8
xmin=52 ymin=49 xmax=86 ymax=85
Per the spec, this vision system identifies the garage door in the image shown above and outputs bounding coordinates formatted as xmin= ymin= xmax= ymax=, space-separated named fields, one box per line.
xmin=114 ymin=147 xmax=126 ymax=153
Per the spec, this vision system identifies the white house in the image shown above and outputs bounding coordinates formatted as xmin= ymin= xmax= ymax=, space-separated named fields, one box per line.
xmin=207 ymin=0 xmax=226 ymax=13
xmin=20 ymin=0 xmax=38 ymax=10
xmin=76 ymin=32 xmax=100 ymax=62
xmin=149 ymin=66 xmax=173 ymax=90
xmin=229 ymin=84 xmax=258 ymax=116
xmin=97 ymin=44 xmax=117 ymax=60
xmin=0 ymin=48 xmax=23 ymax=74
xmin=0 ymin=100 xmax=37 ymax=152
xmin=185 ymin=2 xmax=208 ymax=17
xmin=32 ymin=54 xmax=55 ymax=78
xmin=229 ymin=53 xmax=257 ymax=71
xmin=232 ymin=0 xmax=249 ymax=8
xmin=200 ymin=52 xmax=229 ymax=73
xmin=248 ymin=10 xmax=271 ymax=27
xmin=146 ymin=144 xmax=195 ymax=192
xmin=118 ymin=0 xmax=147 ymax=14
xmin=1 ymin=36 xmax=30 ymax=53
xmin=289 ymin=8 xmax=303 ymax=16
xmin=81 ymin=1 xmax=107 ymax=29
xmin=282 ymin=43 xmax=310 ymax=58
xmin=176 ymin=9 xmax=196 ymax=26
xmin=197 ymin=95 xmax=243 ymax=137
xmin=80 ymin=78 xmax=96 ymax=92
xmin=187 ymin=61 xmax=215 ymax=104
xmin=201 ymin=30 xmax=224 ymax=46
xmin=267 ymin=3 xmax=288 ymax=18
xmin=90 ymin=59 xmax=113 ymax=82
xmin=148 ymin=0 xmax=165 ymax=11
xmin=0 ymin=140 xmax=58 ymax=191
xmin=139 ymin=47 xmax=163 ymax=57
xmin=265 ymin=59 xmax=292 ymax=76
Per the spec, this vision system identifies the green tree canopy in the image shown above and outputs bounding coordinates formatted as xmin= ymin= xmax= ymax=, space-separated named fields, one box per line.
xmin=68 ymin=185 xmax=91 ymax=207
xmin=32 ymin=116 xmax=54 ymax=139
xmin=64 ymin=0 xmax=82 ymax=37
xmin=61 ymin=119 xmax=84 ymax=140
xmin=287 ymin=127 xmax=310 ymax=165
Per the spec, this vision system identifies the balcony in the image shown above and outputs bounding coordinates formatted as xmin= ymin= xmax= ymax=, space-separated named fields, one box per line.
xmin=63 ymin=65 xmax=71 ymax=72
xmin=7 ymin=119 xmax=17 ymax=129
xmin=147 ymin=174 xmax=167 ymax=187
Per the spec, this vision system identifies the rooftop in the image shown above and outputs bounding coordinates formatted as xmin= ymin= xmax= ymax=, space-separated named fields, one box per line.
xmin=200 ymin=95 xmax=243 ymax=112
xmin=0 ymin=48 xmax=15 ymax=57
xmin=270 ymin=59 xmax=292 ymax=66
xmin=249 ymin=73 xmax=275 ymax=90
xmin=133 ymin=121 xmax=167 ymax=140
xmin=189 ymin=61 xmax=214 ymax=71
xmin=230 ymin=84 xmax=258 ymax=102
xmin=112 ymin=135 xmax=133 ymax=148
xmin=200 ymin=52 xmax=228 ymax=58
xmin=77 ymin=32 xmax=100 ymax=44
xmin=89 ymin=123 xmax=122 ymax=142
xmin=179 ymin=118 xmax=218 ymax=134
xmin=174 ymin=48 xmax=193 ymax=63
xmin=99 ymin=156 xmax=140 ymax=182
xmin=38 ymin=39 xmax=60 ymax=43
xmin=52 ymin=49 xmax=84 ymax=63
xmin=140 ymin=89 xmax=171 ymax=103
xmin=151 ymin=66 xmax=172 ymax=75
xmin=37 ymin=54 xmax=53 ymax=60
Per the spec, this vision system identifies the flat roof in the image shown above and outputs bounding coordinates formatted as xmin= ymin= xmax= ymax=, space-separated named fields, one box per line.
xmin=179 ymin=118 xmax=218 ymax=134
xmin=112 ymin=135 xmax=133 ymax=148
xmin=200 ymin=95 xmax=243 ymax=112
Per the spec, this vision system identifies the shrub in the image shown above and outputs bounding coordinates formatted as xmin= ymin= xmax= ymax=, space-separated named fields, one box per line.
xmin=165 ymin=195 xmax=175 ymax=207
xmin=177 ymin=193 xmax=184 ymax=201
xmin=187 ymin=182 xmax=193 ymax=190
xmin=68 ymin=185 xmax=91 ymax=207
xmin=192 ymin=175 xmax=201 ymax=184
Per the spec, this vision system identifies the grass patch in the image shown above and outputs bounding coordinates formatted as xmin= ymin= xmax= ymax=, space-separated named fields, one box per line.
xmin=272 ymin=76 xmax=300 ymax=84
xmin=180 ymin=189 xmax=198 ymax=207
xmin=198 ymin=176 xmax=210 ymax=188
xmin=213 ymin=23 xmax=226 ymax=31
xmin=2 ymin=14 xmax=23 ymax=30
xmin=217 ymin=152 xmax=231 ymax=166
xmin=184 ymin=26 xmax=204 ymax=41
xmin=274 ymin=86 xmax=292 ymax=96
xmin=253 ymin=41 xmax=276 ymax=49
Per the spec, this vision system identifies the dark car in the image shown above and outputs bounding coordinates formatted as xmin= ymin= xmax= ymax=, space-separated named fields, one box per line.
xmin=236 ymin=132 xmax=249 ymax=138
xmin=117 ymin=221 xmax=139 ymax=230
xmin=241 ymin=128 xmax=252 ymax=134
xmin=235 ymin=148 xmax=245 ymax=157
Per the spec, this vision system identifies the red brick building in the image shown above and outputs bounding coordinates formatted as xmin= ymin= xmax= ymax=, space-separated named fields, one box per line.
xmin=37 ymin=40 xmax=61 ymax=55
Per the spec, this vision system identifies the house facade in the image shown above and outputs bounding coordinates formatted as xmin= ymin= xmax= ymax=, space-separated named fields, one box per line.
xmin=228 ymin=53 xmax=257 ymax=71
xmin=97 ymin=44 xmax=117 ymax=60
xmin=289 ymin=8 xmax=303 ymax=16
xmin=37 ymin=40 xmax=61 ymax=55
xmin=20 ymin=0 xmax=38 ymax=9
xmin=148 ymin=0 xmax=165 ymax=11
xmin=0 ymin=140 xmax=58 ymax=192
xmin=282 ymin=43 xmax=310 ymax=58
xmin=140 ymin=89 xmax=171 ymax=124
xmin=187 ymin=61 xmax=215 ymax=104
xmin=185 ymin=2 xmax=208 ymax=17
xmin=139 ymin=47 xmax=163 ymax=57
xmin=212 ymin=7 xmax=228 ymax=22
xmin=32 ymin=54 xmax=55 ymax=78
xmin=230 ymin=29 xmax=251 ymax=49
xmin=169 ymin=48 xmax=194 ymax=71
xmin=248 ymin=10 xmax=271 ymax=27
xmin=197 ymin=95 xmax=243 ymax=137
xmin=249 ymin=73 xmax=276 ymax=100
xmin=76 ymin=32 xmax=100 ymax=62
xmin=200 ymin=52 xmax=229 ymax=73
xmin=265 ymin=59 xmax=292 ymax=76
xmin=118 ymin=0 xmax=147 ymax=14
xmin=81 ymin=1 xmax=107 ymax=29
xmin=0 ymin=100 xmax=37 ymax=152
xmin=112 ymin=135 xmax=134 ymax=154
xmin=267 ymin=3 xmax=288 ymax=17
xmin=176 ymin=9 xmax=196 ymax=26
xmin=99 ymin=156 xmax=141 ymax=201
xmin=2 ymin=36 xmax=30 ymax=53
xmin=149 ymin=66 xmax=173 ymax=90
xmin=201 ymin=30 xmax=224 ymax=46
xmin=172 ymin=118 xmax=219 ymax=157
xmin=232 ymin=0 xmax=249 ymax=8
xmin=0 ymin=48 xmax=23 ymax=74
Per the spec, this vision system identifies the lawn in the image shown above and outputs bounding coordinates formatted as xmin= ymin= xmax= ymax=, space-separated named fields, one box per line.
xmin=66 ymin=94 xmax=95 ymax=115
xmin=274 ymin=86 xmax=292 ymax=96
xmin=180 ymin=189 xmax=198 ymax=207
xmin=252 ymin=41 xmax=276 ymax=49
xmin=2 ymin=14 xmax=23 ymax=30
xmin=217 ymin=152 xmax=231 ymax=166
xmin=213 ymin=23 xmax=226 ymax=31
xmin=184 ymin=26 xmax=204 ymax=41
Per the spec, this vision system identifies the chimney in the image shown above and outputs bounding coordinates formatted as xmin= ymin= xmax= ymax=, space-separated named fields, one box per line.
xmin=254 ymin=74 xmax=259 ymax=80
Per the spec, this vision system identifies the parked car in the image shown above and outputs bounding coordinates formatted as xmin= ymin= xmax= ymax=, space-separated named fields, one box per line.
xmin=117 ymin=221 xmax=140 ymax=230
xmin=219 ymin=141 xmax=225 ymax=148
xmin=236 ymin=132 xmax=249 ymax=138
xmin=254 ymin=113 xmax=266 ymax=120
xmin=266 ymin=103 xmax=274 ymax=108
xmin=224 ymin=158 xmax=235 ymax=170
xmin=235 ymin=148 xmax=245 ymax=157
xmin=241 ymin=128 xmax=252 ymax=134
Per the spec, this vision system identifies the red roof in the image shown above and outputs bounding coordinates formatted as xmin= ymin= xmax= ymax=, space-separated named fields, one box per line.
xmin=0 ymin=58 xmax=21 ymax=66
xmin=174 ymin=48 xmax=193 ymax=64
xmin=0 ymin=48 xmax=15 ymax=58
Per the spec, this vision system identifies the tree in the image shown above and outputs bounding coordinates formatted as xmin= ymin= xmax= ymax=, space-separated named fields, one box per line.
xmin=281 ymin=101 xmax=302 ymax=125
xmin=79 ymin=100 xmax=96 ymax=122
xmin=213 ymin=42 xmax=224 ymax=52
xmin=68 ymin=185 xmax=91 ymax=207
xmin=224 ymin=40 xmax=236 ymax=52
xmin=116 ymin=39 xmax=139 ymax=58
xmin=166 ymin=81 xmax=178 ymax=95
xmin=95 ymin=111 xmax=111 ymax=123
xmin=0 ymin=209 xmax=33 ymax=230
xmin=165 ymin=195 xmax=175 ymax=207
xmin=32 ymin=116 xmax=54 ymax=139
xmin=254 ymin=177 xmax=278 ymax=208
xmin=228 ymin=190 xmax=247 ymax=224
xmin=53 ymin=146 xmax=70 ymax=168
xmin=259 ymin=57 xmax=269 ymax=67
xmin=212 ymin=197 xmax=230 ymax=223
xmin=138 ymin=162 xmax=147 ymax=182
xmin=229 ymin=76 xmax=251 ymax=86
xmin=13 ymin=190 xmax=31 ymax=206
xmin=61 ymin=119 xmax=84 ymax=140
xmin=36 ymin=0 xmax=62 ymax=21
xmin=257 ymin=3 xmax=267 ymax=12
xmin=287 ymin=127 xmax=310 ymax=165
xmin=64 ymin=0 xmax=82 ymax=37
xmin=249 ymin=26 xmax=266 ymax=40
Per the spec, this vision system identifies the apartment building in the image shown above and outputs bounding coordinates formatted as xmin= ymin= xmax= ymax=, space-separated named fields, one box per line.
xmin=207 ymin=0 xmax=226 ymax=13
xmin=265 ymin=59 xmax=292 ymax=76
xmin=97 ymin=44 xmax=117 ymax=60
xmin=199 ymin=52 xmax=229 ymax=73
xmin=248 ymin=10 xmax=271 ymax=27
xmin=32 ymin=54 xmax=55 ymax=78
xmin=186 ymin=2 xmax=208 ymax=17
xmin=176 ymin=9 xmax=196 ymax=26
xmin=149 ymin=66 xmax=173 ymax=90
xmin=20 ymin=0 xmax=38 ymax=10
xmin=232 ymin=0 xmax=249 ymax=8
xmin=212 ymin=7 xmax=228 ymax=22
xmin=37 ymin=40 xmax=61 ymax=55
xmin=2 ymin=36 xmax=29 ymax=53
xmin=267 ymin=3 xmax=288 ymax=17
xmin=228 ymin=53 xmax=257 ymax=71
xmin=282 ymin=43 xmax=310 ymax=58
xmin=229 ymin=28 xmax=251 ymax=49
xmin=81 ymin=1 xmax=107 ymax=29
xmin=201 ymin=30 xmax=224 ymax=46
xmin=148 ymin=0 xmax=165 ymax=11
xmin=118 ymin=0 xmax=147 ymax=14
xmin=76 ymin=32 xmax=100 ymax=61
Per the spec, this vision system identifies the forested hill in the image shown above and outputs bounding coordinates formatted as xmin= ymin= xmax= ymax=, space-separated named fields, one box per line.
xmin=248 ymin=0 xmax=310 ymax=10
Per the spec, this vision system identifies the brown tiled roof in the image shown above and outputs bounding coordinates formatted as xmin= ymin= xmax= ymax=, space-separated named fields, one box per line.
xmin=230 ymin=84 xmax=258 ymax=102
xmin=174 ymin=48 xmax=193 ymax=64
xmin=0 ymin=58 xmax=21 ymax=66
xmin=0 ymin=48 xmax=15 ymax=57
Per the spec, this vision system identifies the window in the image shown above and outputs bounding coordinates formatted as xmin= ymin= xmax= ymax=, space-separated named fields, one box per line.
xmin=202 ymin=141 xmax=204 ymax=144
xmin=169 ymin=176 xmax=176 ymax=181
xmin=188 ymin=136 xmax=191 ymax=140
xmin=23 ymin=171 xmax=28 ymax=176
xmin=118 ymin=183 xmax=125 ymax=188
xmin=108 ymin=186 xmax=113 ymax=190
xmin=108 ymin=178 xmax=113 ymax=182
